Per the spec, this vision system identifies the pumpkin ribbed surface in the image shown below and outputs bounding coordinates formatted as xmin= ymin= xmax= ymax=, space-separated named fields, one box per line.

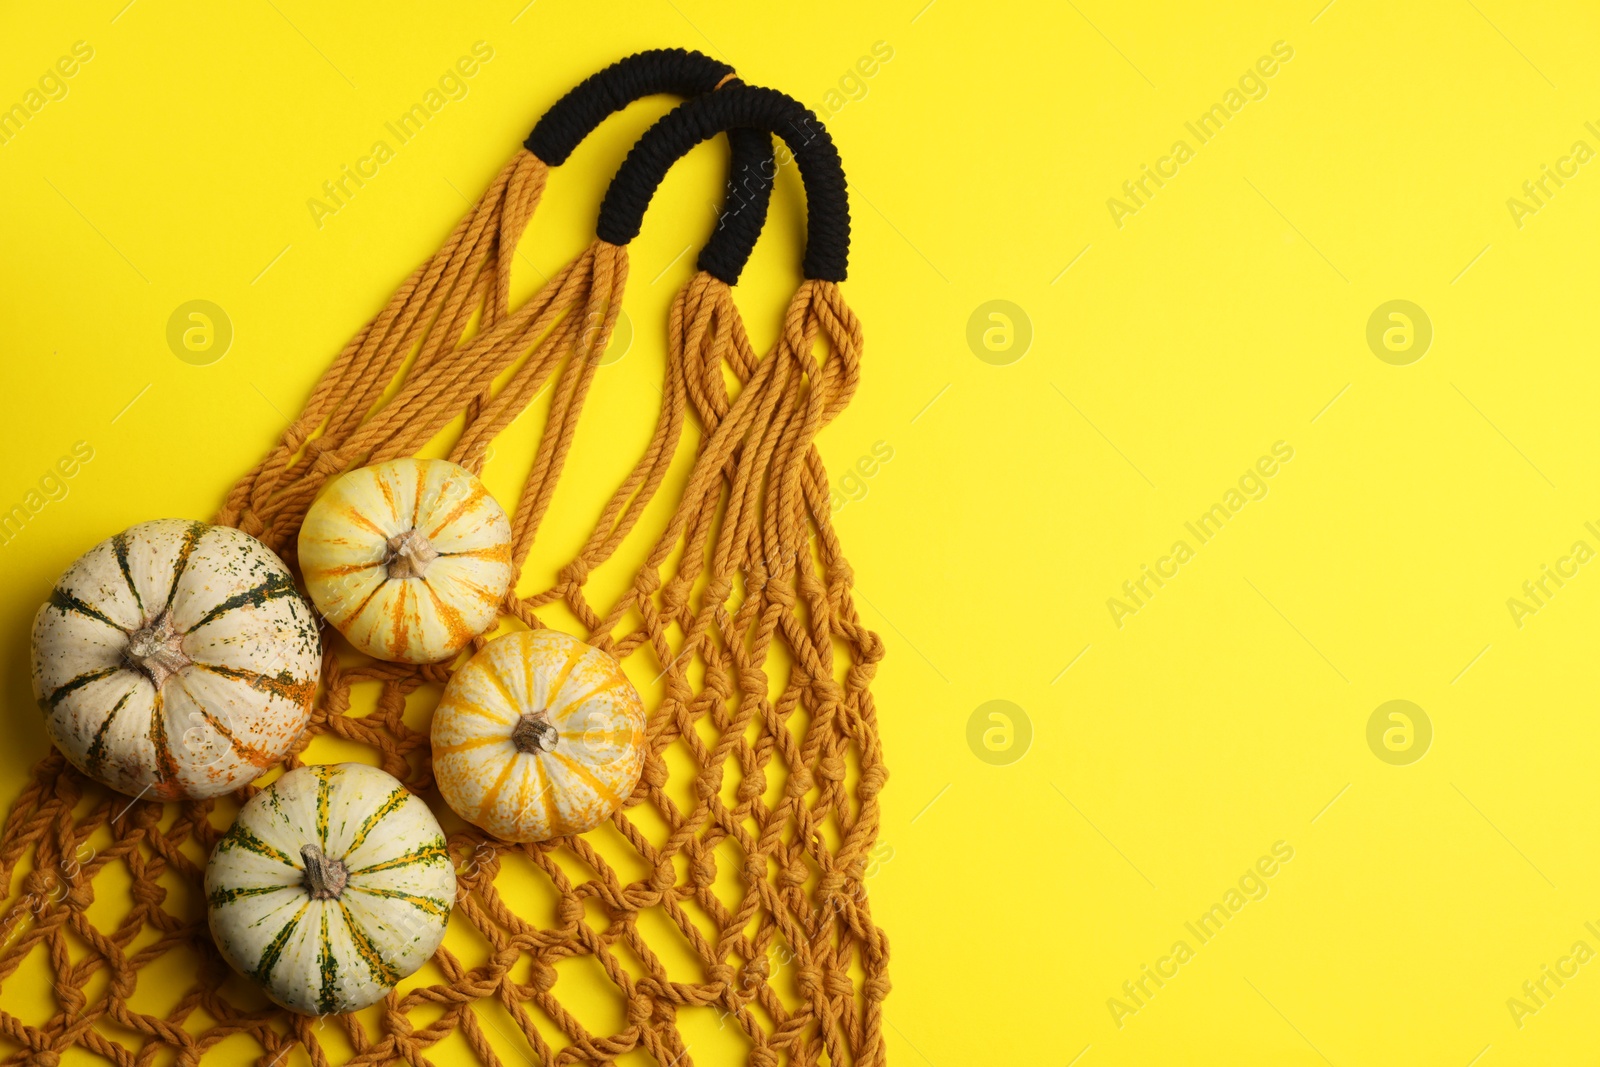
xmin=432 ymin=629 xmax=646 ymax=842
xmin=29 ymin=519 xmax=320 ymax=800
xmin=299 ymin=459 xmax=513 ymax=664
xmin=205 ymin=763 xmax=455 ymax=1015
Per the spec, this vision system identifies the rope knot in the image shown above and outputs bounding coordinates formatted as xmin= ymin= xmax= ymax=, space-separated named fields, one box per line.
xmin=650 ymin=856 xmax=677 ymax=891
xmin=795 ymin=964 xmax=822 ymax=1000
xmin=763 ymin=580 xmax=796 ymax=609
xmin=704 ymin=575 xmax=735 ymax=605
xmin=778 ymin=860 xmax=809 ymax=890
xmin=736 ymin=766 xmax=766 ymax=802
xmin=131 ymin=880 xmax=167 ymax=907
xmin=558 ymin=558 xmax=591 ymax=591
xmin=619 ymin=880 xmax=661 ymax=909
xmin=659 ymin=582 xmax=688 ymax=615
xmin=556 ymin=895 xmax=586 ymax=926
xmin=642 ymin=755 xmax=669 ymax=789
xmin=824 ymin=969 xmax=854 ymax=998
xmin=308 ymin=450 xmax=348 ymax=480
xmin=529 ymin=958 xmax=557 ymax=993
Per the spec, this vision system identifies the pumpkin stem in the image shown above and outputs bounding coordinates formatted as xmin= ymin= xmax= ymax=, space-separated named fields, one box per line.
xmin=300 ymin=844 xmax=349 ymax=900
xmin=512 ymin=713 xmax=559 ymax=754
xmin=385 ymin=529 xmax=439 ymax=579
xmin=124 ymin=612 xmax=191 ymax=690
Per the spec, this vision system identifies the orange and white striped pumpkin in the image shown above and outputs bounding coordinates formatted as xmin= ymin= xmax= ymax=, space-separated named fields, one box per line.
xmin=298 ymin=459 xmax=513 ymax=664
xmin=431 ymin=630 xmax=646 ymax=843
xmin=30 ymin=519 xmax=320 ymax=800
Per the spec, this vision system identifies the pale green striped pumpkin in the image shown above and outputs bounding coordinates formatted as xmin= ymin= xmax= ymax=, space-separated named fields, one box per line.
xmin=205 ymin=763 xmax=455 ymax=1014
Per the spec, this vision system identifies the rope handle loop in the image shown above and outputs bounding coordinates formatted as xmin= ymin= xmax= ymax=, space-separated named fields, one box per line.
xmin=525 ymin=49 xmax=774 ymax=285
xmin=596 ymin=85 xmax=849 ymax=282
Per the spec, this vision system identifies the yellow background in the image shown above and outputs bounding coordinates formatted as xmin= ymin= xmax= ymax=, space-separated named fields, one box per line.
xmin=3 ymin=0 xmax=1600 ymax=1063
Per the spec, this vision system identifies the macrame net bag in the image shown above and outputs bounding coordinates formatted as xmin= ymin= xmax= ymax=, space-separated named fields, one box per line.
xmin=0 ymin=59 xmax=888 ymax=1067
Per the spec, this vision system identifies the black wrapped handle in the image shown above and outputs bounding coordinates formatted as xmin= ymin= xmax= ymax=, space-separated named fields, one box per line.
xmin=524 ymin=48 xmax=733 ymax=164
xmin=597 ymin=85 xmax=849 ymax=282
xmin=700 ymin=127 xmax=774 ymax=284
xmin=524 ymin=49 xmax=773 ymax=285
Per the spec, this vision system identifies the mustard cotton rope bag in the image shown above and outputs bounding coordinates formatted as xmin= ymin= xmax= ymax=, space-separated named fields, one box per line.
xmin=0 ymin=59 xmax=889 ymax=1067
xmin=1 ymin=48 xmax=771 ymax=1062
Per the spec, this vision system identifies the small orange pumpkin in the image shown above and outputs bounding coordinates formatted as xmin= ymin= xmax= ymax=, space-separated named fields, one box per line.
xmin=431 ymin=630 xmax=646 ymax=843
xmin=298 ymin=459 xmax=513 ymax=664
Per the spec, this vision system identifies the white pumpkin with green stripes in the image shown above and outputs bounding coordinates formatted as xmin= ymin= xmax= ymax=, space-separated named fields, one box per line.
xmin=205 ymin=763 xmax=455 ymax=1015
xmin=30 ymin=519 xmax=320 ymax=800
